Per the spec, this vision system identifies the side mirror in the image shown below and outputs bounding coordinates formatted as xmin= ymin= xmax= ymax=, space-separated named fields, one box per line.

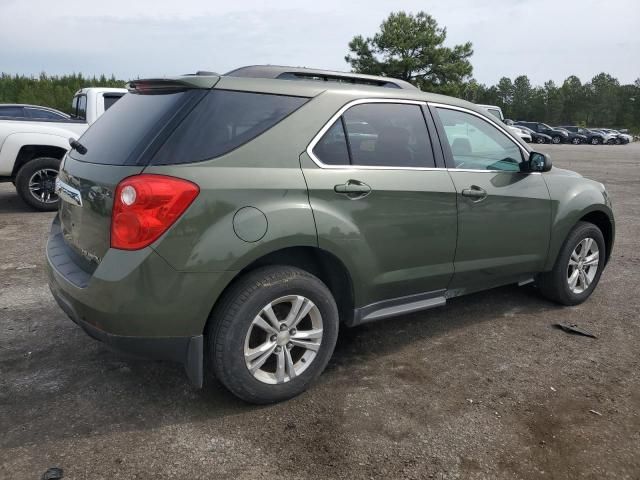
xmin=529 ymin=151 xmax=552 ymax=172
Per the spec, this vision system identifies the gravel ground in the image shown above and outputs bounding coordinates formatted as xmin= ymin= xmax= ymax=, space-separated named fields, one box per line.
xmin=1 ymin=143 xmax=639 ymax=480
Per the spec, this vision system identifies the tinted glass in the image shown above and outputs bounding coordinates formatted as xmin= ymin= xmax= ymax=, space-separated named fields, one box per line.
xmin=343 ymin=103 xmax=435 ymax=168
xmin=153 ymin=90 xmax=308 ymax=165
xmin=436 ymin=108 xmax=523 ymax=171
xmin=0 ymin=106 xmax=25 ymax=118
xmin=70 ymin=90 xmax=194 ymax=165
xmin=27 ymin=108 xmax=66 ymax=120
xmin=312 ymin=119 xmax=350 ymax=165
xmin=104 ymin=94 xmax=124 ymax=111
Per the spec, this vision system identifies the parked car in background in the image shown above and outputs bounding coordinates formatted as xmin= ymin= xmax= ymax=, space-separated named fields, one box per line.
xmin=559 ymin=126 xmax=605 ymax=145
xmin=48 ymin=66 xmax=614 ymax=404
xmin=555 ymin=127 xmax=587 ymax=145
xmin=591 ymin=129 xmax=622 ymax=145
xmin=598 ymin=129 xmax=632 ymax=144
xmin=515 ymin=122 xmax=569 ymax=144
xmin=0 ymin=88 xmax=126 ymax=210
xmin=477 ymin=105 xmax=530 ymax=142
xmin=518 ymin=125 xmax=552 ymax=144
xmin=0 ymin=104 xmax=70 ymax=121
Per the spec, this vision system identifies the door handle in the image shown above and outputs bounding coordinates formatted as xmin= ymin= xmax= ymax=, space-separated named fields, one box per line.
xmin=334 ymin=180 xmax=371 ymax=198
xmin=461 ymin=185 xmax=487 ymax=201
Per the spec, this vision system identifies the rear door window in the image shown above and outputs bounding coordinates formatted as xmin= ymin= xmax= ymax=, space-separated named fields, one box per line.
xmin=344 ymin=103 xmax=435 ymax=168
xmin=311 ymin=102 xmax=435 ymax=168
xmin=312 ymin=119 xmax=350 ymax=165
xmin=26 ymin=108 xmax=66 ymax=120
xmin=0 ymin=106 xmax=25 ymax=118
xmin=152 ymin=90 xmax=308 ymax=165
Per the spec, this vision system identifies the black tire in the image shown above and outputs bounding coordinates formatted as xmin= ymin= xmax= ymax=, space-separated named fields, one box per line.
xmin=551 ymin=135 xmax=562 ymax=144
xmin=15 ymin=157 xmax=60 ymax=211
xmin=571 ymin=137 xmax=581 ymax=145
xmin=206 ymin=266 xmax=339 ymax=404
xmin=590 ymin=137 xmax=599 ymax=145
xmin=537 ymin=221 xmax=606 ymax=306
xmin=535 ymin=136 xmax=545 ymax=144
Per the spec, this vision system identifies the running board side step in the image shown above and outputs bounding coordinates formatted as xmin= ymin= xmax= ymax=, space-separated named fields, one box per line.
xmin=349 ymin=290 xmax=447 ymax=327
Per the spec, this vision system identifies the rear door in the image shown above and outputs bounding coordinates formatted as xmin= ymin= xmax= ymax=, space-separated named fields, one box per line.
xmin=301 ymin=100 xmax=458 ymax=308
xmin=430 ymin=104 xmax=551 ymax=292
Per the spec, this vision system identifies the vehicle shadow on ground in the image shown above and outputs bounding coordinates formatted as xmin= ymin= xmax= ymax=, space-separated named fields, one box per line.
xmin=0 ymin=189 xmax=35 ymax=214
xmin=2 ymin=283 xmax=565 ymax=450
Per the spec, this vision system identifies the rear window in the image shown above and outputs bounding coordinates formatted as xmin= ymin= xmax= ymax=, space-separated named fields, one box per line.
xmin=103 ymin=94 xmax=124 ymax=111
xmin=69 ymin=90 xmax=198 ymax=165
xmin=152 ymin=90 xmax=308 ymax=165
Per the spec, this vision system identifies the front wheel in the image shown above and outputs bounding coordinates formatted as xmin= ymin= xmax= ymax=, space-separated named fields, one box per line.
xmin=15 ymin=157 xmax=60 ymax=211
xmin=571 ymin=137 xmax=581 ymax=145
xmin=207 ymin=266 xmax=339 ymax=404
xmin=535 ymin=136 xmax=546 ymax=144
xmin=537 ymin=221 xmax=606 ymax=305
xmin=551 ymin=135 xmax=562 ymax=144
xmin=590 ymin=137 xmax=600 ymax=145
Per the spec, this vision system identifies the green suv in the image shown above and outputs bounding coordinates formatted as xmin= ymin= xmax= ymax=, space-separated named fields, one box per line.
xmin=47 ymin=66 xmax=614 ymax=403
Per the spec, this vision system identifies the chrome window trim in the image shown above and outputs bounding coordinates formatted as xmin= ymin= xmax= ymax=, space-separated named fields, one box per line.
xmin=306 ymin=98 xmax=443 ymax=171
xmin=305 ymin=98 xmax=537 ymax=174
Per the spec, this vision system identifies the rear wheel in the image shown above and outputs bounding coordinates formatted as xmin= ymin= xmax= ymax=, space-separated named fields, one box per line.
xmin=551 ymin=135 xmax=562 ymax=144
xmin=537 ymin=221 xmax=606 ymax=305
xmin=207 ymin=266 xmax=339 ymax=404
xmin=535 ymin=136 xmax=546 ymax=144
xmin=590 ymin=137 xmax=600 ymax=145
xmin=15 ymin=157 xmax=60 ymax=211
xmin=571 ymin=137 xmax=581 ymax=145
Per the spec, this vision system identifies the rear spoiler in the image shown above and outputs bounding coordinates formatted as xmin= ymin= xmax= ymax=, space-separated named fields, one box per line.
xmin=127 ymin=76 xmax=220 ymax=94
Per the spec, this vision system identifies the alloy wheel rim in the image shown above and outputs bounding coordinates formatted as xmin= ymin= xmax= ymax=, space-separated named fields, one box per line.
xmin=28 ymin=168 xmax=59 ymax=204
xmin=553 ymin=137 xmax=561 ymax=144
xmin=244 ymin=295 xmax=323 ymax=385
xmin=572 ymin=138 xmax=580 ymax=144
xmin=567 ymin=237 xmax=599 ymax=294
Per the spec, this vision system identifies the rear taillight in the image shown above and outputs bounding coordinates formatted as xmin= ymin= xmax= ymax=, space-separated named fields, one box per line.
xmin=111 ymin=174 xmax=199 ymax=250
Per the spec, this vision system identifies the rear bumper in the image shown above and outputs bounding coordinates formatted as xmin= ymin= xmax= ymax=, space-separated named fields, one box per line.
xmin=46 ymin=216 xmax=236 ymax=387
xmin=50 ymin=283 xmax=203 ymax=386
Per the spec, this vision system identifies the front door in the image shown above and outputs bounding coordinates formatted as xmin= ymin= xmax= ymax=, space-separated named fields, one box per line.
xmin=301 ymin=100 xmax=458 ymax=308
xmin=430 ymin=105 xmax=551 ymax=293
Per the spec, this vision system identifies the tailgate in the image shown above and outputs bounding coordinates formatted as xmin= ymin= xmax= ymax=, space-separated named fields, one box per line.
xmin=57 ymin=157 xmax=143 ymax=270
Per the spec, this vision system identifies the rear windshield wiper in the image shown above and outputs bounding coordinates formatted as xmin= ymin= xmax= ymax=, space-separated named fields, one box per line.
xmin=69 ymin=138 xmax=88 ymax=155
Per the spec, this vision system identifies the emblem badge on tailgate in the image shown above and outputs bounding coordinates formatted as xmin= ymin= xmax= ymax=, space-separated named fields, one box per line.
xmin=55 ymin=178 xmax=83 ymax=207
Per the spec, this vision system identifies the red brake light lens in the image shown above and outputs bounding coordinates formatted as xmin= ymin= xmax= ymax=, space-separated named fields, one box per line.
xmin=111 ymin=174 xmax=199 ymax=250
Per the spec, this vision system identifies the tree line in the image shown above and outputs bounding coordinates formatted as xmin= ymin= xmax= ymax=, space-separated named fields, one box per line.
xmin=346 ymin=11 xmax=639 ymax=132
xmin=1 ymin=11 xmax=639 ymax=132
xmin=0 ymin=73 xmax=124 ymax=114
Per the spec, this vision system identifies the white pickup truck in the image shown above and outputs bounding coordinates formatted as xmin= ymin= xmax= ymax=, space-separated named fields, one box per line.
xmin=0 ymin=87 xmax=127 ymax=210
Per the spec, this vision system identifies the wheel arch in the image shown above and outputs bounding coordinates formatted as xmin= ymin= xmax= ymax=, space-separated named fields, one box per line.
xmin=205 ymin=246 xmax=356 ymax=331
xmin=579 ymin=210 xmax=614 ymax=264
xmin=12 ymin=145 xmax=67 ymax=176
xmin=545 ymin=205 xmax=614 ymax=271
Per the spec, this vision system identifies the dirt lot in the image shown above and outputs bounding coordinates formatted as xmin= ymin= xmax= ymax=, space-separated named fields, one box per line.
xmin=1 ymin=143 xmax=639 ymax=480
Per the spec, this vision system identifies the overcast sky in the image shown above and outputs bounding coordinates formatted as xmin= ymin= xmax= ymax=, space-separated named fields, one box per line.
xmin=1 ymin=0 xmax=638 ymax=86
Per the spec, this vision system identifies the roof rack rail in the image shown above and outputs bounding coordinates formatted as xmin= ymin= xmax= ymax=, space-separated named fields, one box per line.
xmin=224 ymin=65 xmax=418 ymax=90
